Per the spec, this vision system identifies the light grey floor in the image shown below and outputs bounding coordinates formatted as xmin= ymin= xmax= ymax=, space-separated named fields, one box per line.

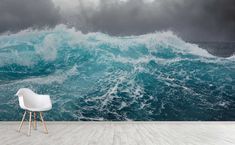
xmin=0 ymin=122 xmax=235 ymax=145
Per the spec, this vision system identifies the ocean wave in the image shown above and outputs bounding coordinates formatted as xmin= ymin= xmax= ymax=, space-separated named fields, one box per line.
xmin=0 ymin=24 xmax=234 ymax=121
xmin=0 ymin=25 xmax=216 ymax=66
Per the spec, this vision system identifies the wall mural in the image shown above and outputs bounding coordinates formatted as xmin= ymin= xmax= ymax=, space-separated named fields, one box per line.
xmin=0 ymin=0 xmax=234 ymax=121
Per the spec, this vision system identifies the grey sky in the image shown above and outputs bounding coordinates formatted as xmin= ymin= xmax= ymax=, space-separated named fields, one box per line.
xmin=0 ymin=0 xmax=60 ymax=33
xmin=0 ymin=0 xmax=235 ymax=42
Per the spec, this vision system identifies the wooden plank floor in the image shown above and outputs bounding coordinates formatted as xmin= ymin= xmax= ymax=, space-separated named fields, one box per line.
xmin=0 ymin=122 xmax=235 ymax=145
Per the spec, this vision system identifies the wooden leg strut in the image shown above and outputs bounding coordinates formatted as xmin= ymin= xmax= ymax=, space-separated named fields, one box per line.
xmin=18 ymin=110 xmax=26 ymax=132
xmin=28 ymin=112 xmax=32 ymax=136
xmin=33 ymin=112 xmax=37 ymax=130
xmin=40 ymin=112 xmax=48 ymax=134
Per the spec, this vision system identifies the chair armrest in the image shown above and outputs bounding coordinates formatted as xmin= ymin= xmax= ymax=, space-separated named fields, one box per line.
xmin=38 ymin=95 xmax=52 ymax=109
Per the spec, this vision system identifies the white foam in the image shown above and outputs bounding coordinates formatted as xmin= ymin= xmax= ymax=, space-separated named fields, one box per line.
xmin=36 ymin=34 xmax=59 ymax=61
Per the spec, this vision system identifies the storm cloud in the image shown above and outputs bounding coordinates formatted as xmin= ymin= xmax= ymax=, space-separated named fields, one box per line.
xmin=0 ymin=0 xmax=235 ymax=41
xmin=64 ymin=0 xmax=235 ymax=41
xmin=0 ymin=0 xmax=61 ymax=33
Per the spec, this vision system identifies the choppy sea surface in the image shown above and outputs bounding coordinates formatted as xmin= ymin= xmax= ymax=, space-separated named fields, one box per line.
xmin=0 ymin=25 xmax=234 ymax=121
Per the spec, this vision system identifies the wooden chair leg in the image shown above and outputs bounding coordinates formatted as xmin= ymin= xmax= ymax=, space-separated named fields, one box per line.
xmin=18 ymin=110 xmax=26 ymax=132
xmin=33 ymin=112 xmax=37 ymax=130
xmin=39 ymin=112 xmax=48 ymax=134
xmin=28 ymin=112 xmax=32 ymax=136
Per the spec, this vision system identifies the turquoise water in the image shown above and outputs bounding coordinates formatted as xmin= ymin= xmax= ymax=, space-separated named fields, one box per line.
xmin=0 ymin=25 xmax=234 ymax=121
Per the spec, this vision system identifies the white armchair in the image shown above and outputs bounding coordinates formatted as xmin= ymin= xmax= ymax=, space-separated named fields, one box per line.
xmin=16 ymin=88 xmax=52 ymax=136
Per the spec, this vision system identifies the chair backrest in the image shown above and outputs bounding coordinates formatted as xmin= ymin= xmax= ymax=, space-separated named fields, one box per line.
xmin=16 ymin=88 xmax=43 ymax=109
